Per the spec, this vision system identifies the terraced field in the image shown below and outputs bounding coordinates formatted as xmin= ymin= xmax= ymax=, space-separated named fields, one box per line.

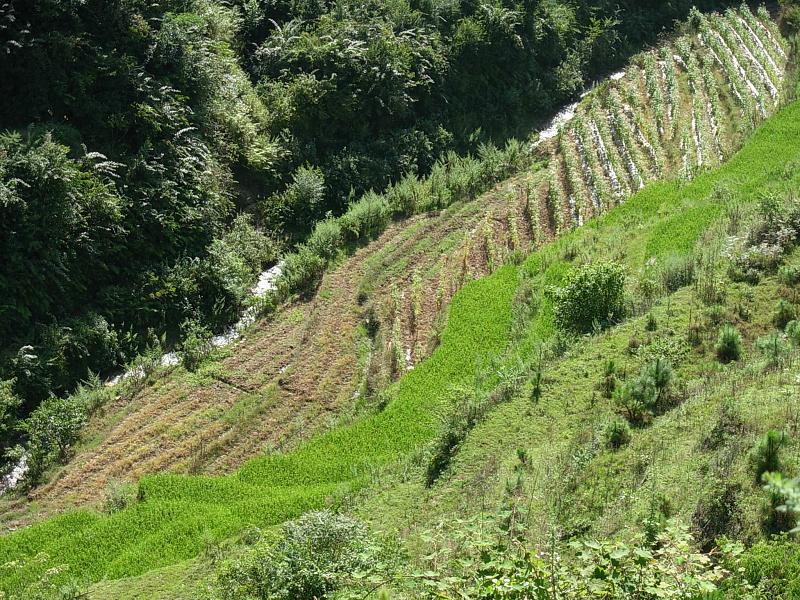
xmin=0 ymin=5 xmax=795 ymax=597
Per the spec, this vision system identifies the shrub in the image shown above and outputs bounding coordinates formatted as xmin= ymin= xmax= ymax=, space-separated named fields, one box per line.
xmin=103 ymin=480 xmax=137 ymax=514
xmin=615 ymin=358 xmax=674 ymax=424
xmin=774 ymin=299 xmax=796 ymax=329
xmin=751 ymin=430 xmax=788 ymax=483
xmin=605 ymin=419 xmax=631 ymax=449
xmin=305 ymin=218 xmax=343 ymax=261
xmin=277 ymin=245 xmax=327 ymax=299
xmin=208 ymin=215 xmax=280 ymax=303
xmin=716 ymin=324 xmax=743 ymax=363
xmin=757 ymin=332 xmax=790 ymax=369
xmin=339 ymin=191 xmax=391 ymax=244
xmin=660 ymin=254 xmax=696 ymax=292
xmin=178 ymin=320 xmax=213 ymax=373
xmin=20 ymin=395 xmax=87 ymax=485
xmin=779 ymin=264 xmax=800 ymax=286
xmin=646 ymin=313 xmax=658 ymax=332
xmin=786 ymin=320 xmax=800 ymax=346
xmin=552 ymin=262 xmax=626 ymax=333
xmin=0 ymin=380 xmax=21 ymax=454
xmin=215 ymin=511 xmax=388 ymax=600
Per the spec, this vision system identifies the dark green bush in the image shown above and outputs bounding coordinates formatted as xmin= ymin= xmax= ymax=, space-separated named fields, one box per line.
xmin=660 ymin=254 xmax=696 ymax=292
xmin=757 ymin=332 xmax=790 ymax=369
xmin=774 ymin=299 xmax=796 ymax=329
xmin=605 ymin=419 xmax=632 ymax=449
xmin=552 ymin=262 xmax=626 ymax=333
xmin=716 ymin=324 xmax=743 ymax=363
xmin=178 ymin=320 xmax=213 ymax=373
xmin=750 ymin=430 xmax=788 ymax=483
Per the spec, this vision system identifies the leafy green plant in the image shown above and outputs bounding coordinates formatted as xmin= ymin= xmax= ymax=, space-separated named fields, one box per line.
xmin=716 ymin=324 xmax=743 ymax=363
xmin=605 ymin=419 xmax=631 ymax=450
xmin=215 ymin=511 xmax=392 ymax=600
xmin=774 ymin=299 xmax=796 ymax=329
xmin=750 ymin=430 xmax=788 ymax=483
xmin=757 ymin=331 xmax=790 ymax=369
xmin=178 ymin=320 xmax=213 ymax=373
xmin=551 ymin=262 xmax=626 ymax=333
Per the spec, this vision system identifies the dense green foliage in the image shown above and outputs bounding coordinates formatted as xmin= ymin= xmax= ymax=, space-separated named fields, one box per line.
xmin=551 ymin=261 xmax=626 ymax=333
xmin=0 ymin=0 xmax=739 ymax=438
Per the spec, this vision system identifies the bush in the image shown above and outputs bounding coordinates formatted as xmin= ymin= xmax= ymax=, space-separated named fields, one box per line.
xmin=778 ymin=264 xmax=800 ymax=286
xmin=716 ymin=324 xmax=743 ymax=363
xmin=277 ymin=246 xmax=327 ymax=299
xmin=757 ymin=332 xmax=790 ymax=369
xmin=786 ymin=320 xmax=800 ymax=346
xmin=0 ymin=380 xmax=21 ymax=455
xmin=305 ymin=218 xmax=343 ymax=261
xmin=216 ymin=511 xmax=389 ymax=600
xmin=774 ymin=300 xmax=796 ymax=330
xmin=615 ymin=358 xmax=674 ymax=424
xmin=103 ymin=479 xmax=137 ymax=514
xmin=178 ymin=320 xmax=213 ymax=373
xmin=751 ymin=430 xmax=788 ymax=483
xmin=339 ymin=192 xmax=391 ymax=244
xmin=605 ymin=419 xmax=631 ymax=449
xmin=20 ymin=395 xmax=87 ymax=485
xmin=660 ymin=254 xmax=696 ymax=292
xmin=552 ymin=262 xmax=626 ymax=333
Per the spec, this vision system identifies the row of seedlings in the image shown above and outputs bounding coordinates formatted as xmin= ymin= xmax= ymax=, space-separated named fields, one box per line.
xmin=696 ymin=22 xmax=756 ymax=128
xmin=728 ymin=8 xmax=782 ymax=94
xmin=573 ymin=115 xmax=614 ymax=215
xmin=618 ymin=71 xmax=666 ymax=177
xmin=697 ymin=10 xmax=765 ymax=121
xmin=642 ymin=53 xmax=667 ymax=138
xmin=546 ymin=155 xmax=569 ymax=235
xmin=714 ymin=11 xmax=778 ymax=106
xmin=676 ymin=37 xmax=714 ymax=169
xmin=558 ymin=128 xmax=592 ymax=226
xmin=589 ymin=98 xmax=632 ymax=203
xmin=659 ymin=45 xmax=682 ymax=140
xmin=604 ymin=87 xmax=648 ymax=189
xmin=698 ymin=48 xmax=726 ymax=162
xmin=754 ymin=6 xmax=789 ymax=60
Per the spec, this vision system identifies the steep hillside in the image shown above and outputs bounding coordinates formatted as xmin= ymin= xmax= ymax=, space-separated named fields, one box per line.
xmin=4 ymin=7 xmax=788 ymax=524
xmin=2 ymin=5 xmax=800 ymax=599
xmin=91 ymin=81 xmax=800 ymax=600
